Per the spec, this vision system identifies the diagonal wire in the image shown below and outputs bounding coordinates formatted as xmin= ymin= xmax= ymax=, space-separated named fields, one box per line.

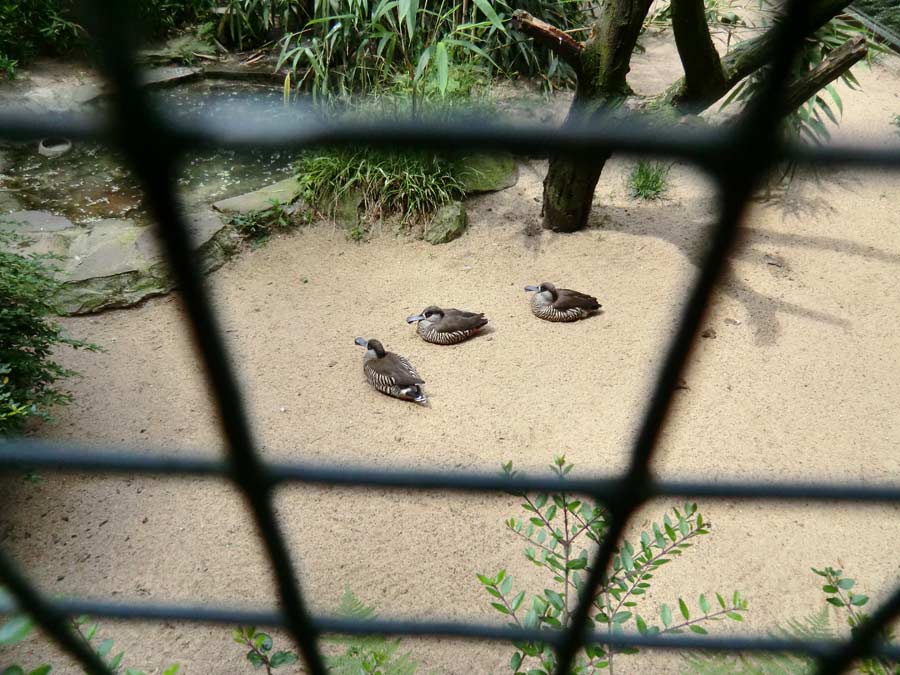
xmin=0 ymin=549 xmax=112 ymax=675
xmin=552 ymin=1 xmax=813 ymax=672
xmin=68 ymin=1 xmax=327 ymax=672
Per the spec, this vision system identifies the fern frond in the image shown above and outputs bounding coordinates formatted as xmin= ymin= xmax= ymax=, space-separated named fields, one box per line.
xmin=336 ymin=587 xmax=378 ymax=620
xmin=680 ymin=609 xmax=834 ymax=675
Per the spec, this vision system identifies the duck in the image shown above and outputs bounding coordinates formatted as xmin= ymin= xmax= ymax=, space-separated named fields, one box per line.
xmin=354 ymin=337 xmax=427 ymax=405
xmin=524 ymin=282 xmax=601 ymax=322
xmin=405 ymin=306 xmax=489 ymax=345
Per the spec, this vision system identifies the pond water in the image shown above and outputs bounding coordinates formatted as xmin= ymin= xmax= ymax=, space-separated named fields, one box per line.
xmin=0 ymin=79 xmax=295 ymax=226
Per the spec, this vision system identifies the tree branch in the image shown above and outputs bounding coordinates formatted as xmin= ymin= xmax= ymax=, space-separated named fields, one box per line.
xmin=779 ymin=34 xmax=867 ymax=115
xmin=671 ymin=0 xmax=726 ymax=101
xmin=511 ymin=10 xmax=584 ymax=72
xmin=664 ymin=0 xmax=854 ymax=111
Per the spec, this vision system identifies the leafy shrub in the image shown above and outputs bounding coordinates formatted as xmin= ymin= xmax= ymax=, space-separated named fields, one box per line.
xmin=682 ymin=567 xmax=898 ymax=674
xmin=478 ymin=457 xmax=747 ymax=674
xmin=628 ymin=161 xmax=671 ymax=200
xmin=0 ymin=244 xmax=98 ymax=435
xmin=296 ymin=147 xmax=466 ymax=226
xmin=233 ymin=589 xmax=416 ymax=674
xmin=0 ymin=0 xmax=213 ymax=73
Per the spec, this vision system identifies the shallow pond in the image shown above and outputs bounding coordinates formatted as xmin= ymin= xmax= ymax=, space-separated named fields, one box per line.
xmin=0 ymin=79 xmax=295 ymax=226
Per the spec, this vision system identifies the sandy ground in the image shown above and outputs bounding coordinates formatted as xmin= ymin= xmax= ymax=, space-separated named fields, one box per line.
xmin=3 ymin=28 xmax=900 ymax=675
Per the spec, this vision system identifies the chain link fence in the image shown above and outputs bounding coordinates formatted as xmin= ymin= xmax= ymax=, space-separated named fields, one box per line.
xmin=1 ymin=1 xmax=899 ymax=673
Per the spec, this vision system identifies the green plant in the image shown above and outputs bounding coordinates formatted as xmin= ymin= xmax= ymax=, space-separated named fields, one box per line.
xmin=295 ymin=147 xmax=466 ymax=226
xmin=478 ymin=457 xmax=747 ymax=674
xmin=227 ymin=199 xmax=307 ymax=243
xmin=218 ymin=0 xmax=307 ymax=50
xmin=234 ymin=590 xmax=416 ymax=674
xmin=892 ymin=113 xmax=900 ymax=137
xmin=277 ymin=0 xmax=506 ymax=107
xmin=0 ymin=55 xmax=16 ymax=79
xmin=0 ymin=602 xmax=179 ymax=675
xmin=628 ymin=161 xmax=671 ymax=200
xmin=232 ymin=626 xmax=299 ymax=673
xmin=0 ymin=242 xmax=99 ymax=436
xmin=681 ymin=568 xmax=898 ymax=675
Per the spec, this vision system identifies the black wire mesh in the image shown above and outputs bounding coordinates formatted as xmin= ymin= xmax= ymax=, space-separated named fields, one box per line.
xmin=1 ymin=1 xmax=899 ymax=674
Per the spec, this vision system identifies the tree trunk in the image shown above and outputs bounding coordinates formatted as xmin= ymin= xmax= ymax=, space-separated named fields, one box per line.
xmin=542 ymin=0 xmax=652 ymax=232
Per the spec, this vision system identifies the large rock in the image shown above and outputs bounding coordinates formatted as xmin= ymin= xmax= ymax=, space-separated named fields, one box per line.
xmin=212 ymin=177 xmax=304 ymax=214
xmin=0 ymin=210 xmax=238 ymax=314
xmin=424 ymin=202 xmax=467 ymax=245
xmin=458 ymin=153 xmax=519 ymax=194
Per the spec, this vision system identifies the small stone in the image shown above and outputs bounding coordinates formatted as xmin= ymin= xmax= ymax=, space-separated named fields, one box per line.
xmin=280 ymin=407 xmax=286 ymax=413
xmin=142 ymin=517 xmax=148 ymax=524
xmin=701 ymin=328 xmax=717 ymax=339
xmin=724 ymin=318 xmax=741 ymax=326
xmin=327 ymin=360 xmax=337 ymax=368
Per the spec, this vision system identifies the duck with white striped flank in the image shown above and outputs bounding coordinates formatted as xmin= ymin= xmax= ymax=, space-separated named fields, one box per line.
xmin=406 ymin=306 xmax=489 ymax=345
xmin=524 ymin=282 xmax=601 ymax=322
xmin=354 ymin=337 xmax=427 ymax=405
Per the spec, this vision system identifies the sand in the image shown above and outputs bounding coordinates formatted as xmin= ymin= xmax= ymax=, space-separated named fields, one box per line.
xmin=3 ymin=33 xmax=900 ymax=675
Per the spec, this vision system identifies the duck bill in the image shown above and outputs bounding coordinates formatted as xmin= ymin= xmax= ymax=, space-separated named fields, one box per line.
xmin=524 ymin=285 xmax=539 ymax=292
xmin=354 ymin=337 xmax=368 ymax=347
xmin=406 ymin=314 xmax=425 ymax=324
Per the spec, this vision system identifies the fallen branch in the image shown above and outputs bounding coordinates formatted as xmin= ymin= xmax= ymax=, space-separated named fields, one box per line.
xmin=511 ymin=9 xmax=584 ymax=72
xmin=779 ymin=34 xmax=867 ymax=114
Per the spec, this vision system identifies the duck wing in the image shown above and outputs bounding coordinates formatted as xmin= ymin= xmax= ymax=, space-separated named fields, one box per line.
xmin=371 ymin=352 xmax=424 ymax=385
xmin=554 ymin=289 xmax=601 ymax=311
xmin=440 ymin=309 xmax=489 ymax=332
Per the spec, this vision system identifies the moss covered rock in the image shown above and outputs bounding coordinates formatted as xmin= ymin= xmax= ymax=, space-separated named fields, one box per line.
xmin=424 ymin=202 xmax=467 ymax=245
xmin=458 ymin=153 xmax=519 ymax=194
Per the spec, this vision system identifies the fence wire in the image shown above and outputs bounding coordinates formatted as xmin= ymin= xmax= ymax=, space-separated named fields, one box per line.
xmin=1 ymin=1 xmax=899 ymax=674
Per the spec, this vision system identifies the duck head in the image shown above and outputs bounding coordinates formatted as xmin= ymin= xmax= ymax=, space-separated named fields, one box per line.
xmin=406 ymin=306 xmax=444 ymax=325
xmin=524 ymin=282 xmax=558 ymax=300
xmin=354 ymin=337 xmax=386 ymax=358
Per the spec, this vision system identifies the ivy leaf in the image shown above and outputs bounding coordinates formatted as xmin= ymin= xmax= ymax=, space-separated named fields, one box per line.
xmin=679 ymin=598 xmax=690 ymax=620
xmin=850 ymin=594 xmax=869 ymax=606
xmin=837 ymin=578 xmax=855 ymax=590
xmin=716 ymin=592 xmax=726 ymax=609
xmin=254 ymin=633 xmax=273 ymax=653
xmin=826 ymin=597 xmax=845 ymax=607
xmin=511 ymin=590 xmax=526 ymax=612
xmin=612 ymin=611 xmax=632 ymax=624
xmin=822 ymin=585 xmax=838 ymax=593
xmin=510 ymin=652 xmax=523 ymax=671
xmin=689 ymin=625 xmax=708 ymax=635
xmin=246 ymin=651 xmax=265 ymax=668
xmin=635 ymin=615 xmax=648 ymax=635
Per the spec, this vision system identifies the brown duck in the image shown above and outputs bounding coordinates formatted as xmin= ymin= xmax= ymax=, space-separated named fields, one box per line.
xmin=524 ymin=282 xmax=601 ymax=322
xmin=354 ymin=337 xmax=427 ymax=404
xmin=406 ymin=306 xmax=489 ymax=345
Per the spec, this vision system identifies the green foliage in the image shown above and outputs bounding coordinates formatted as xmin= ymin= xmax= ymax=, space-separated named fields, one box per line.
xmin=681 ymin=568 xmax=899 ymax=675
xmin=232 ymin=625 xmax=299 ymax=672
xmin=0 ymin=0 xmax=212 ymax=73
xmin=295 ymin=147 xmax=466 ymax=227
xmin=324 ymin=589 xmax=417 ymax=675
xmin=628 ymin=161 xmax=671 ymax=200
xmin=227 ymin=199 xmax=308 ymax=243
xmin=892 ymin=113 xmax=900 ymax=137
xmin=719 ymin=9 xmax=882 ymax=148
xmin=0 ymin=607 xmax=178 ymax=675
xmin=480 ymin=456 xmax=747 ymax=674
xmin=0 ymin=242 xmax=99 ymax=435
xmin=233 ymin=589 xmax=416 ymax=674
xmin=218 ymin=0 xmax=308 ymax=50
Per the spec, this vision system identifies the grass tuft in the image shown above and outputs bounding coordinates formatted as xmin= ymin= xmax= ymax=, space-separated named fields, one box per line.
xmin=295 ymin=148 xmax=467 ymax=227
xmin=628 ymin=161 xmax=671 ymax=200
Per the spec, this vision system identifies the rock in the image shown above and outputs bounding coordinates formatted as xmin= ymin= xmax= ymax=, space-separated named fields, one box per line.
xmin=212 ymin=177 xmax=304 ymax=215
xmin=701 ymin=328 xmax=717 ymax=339
xmin=0 ymin=209 xmax=238 ymax=314
xmin=139 ymin=35 xmax=216 ymax=66
xmin=0 ymin=210 xmax=75 ymax=232
xmin=457 ymin=154 xmax=519 ymax=194
xmin=424 ymin=201 xmax=467 ymax=245
xmin=333 ymin=189 xmax=363 ymax=228
xmin=139 ymin=66 xmax=202 ymax=89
